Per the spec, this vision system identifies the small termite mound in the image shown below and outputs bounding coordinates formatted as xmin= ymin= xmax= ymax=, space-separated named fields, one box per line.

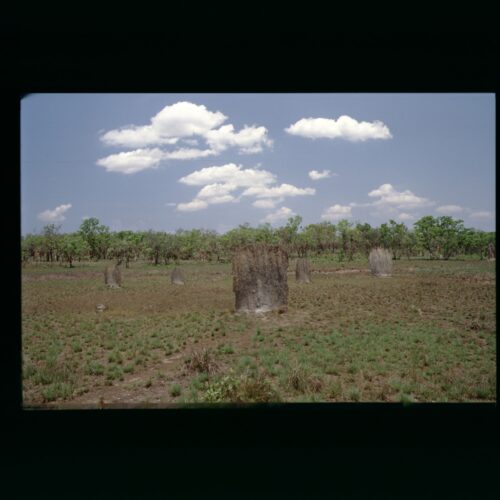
xmin=369 ymin=247 xmax=393 ymax=277
xmin=295 ymin=257 xmax=311 ymax=283
xmin=171 ymin=267 xmax=185 ymax=285
xmin=104 ymin=265 xmax=122 ymax=288
xmin=232 ymin=244 xmax=288 ymax=313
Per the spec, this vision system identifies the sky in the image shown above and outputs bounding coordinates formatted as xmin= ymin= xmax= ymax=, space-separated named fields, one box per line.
xmin=21 ymin=93 xmax=495 ymax=235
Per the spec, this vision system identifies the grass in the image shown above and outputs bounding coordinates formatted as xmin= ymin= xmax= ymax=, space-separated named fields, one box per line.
xmin=21 ymin=257 xmax=496 ymax=405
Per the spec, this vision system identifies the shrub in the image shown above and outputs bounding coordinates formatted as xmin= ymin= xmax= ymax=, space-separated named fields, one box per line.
xmin=202 ymin=371 xmax=279 ymax=403
xmin=184 ymin=348 xmax=219 ymax=375
xmin=369 ymin=247 xmax=393 ymax=277
xmin=42 ymin=382 xmax=74 ymax=402
xmin=170 ymin=383 xmax=182 ymax=397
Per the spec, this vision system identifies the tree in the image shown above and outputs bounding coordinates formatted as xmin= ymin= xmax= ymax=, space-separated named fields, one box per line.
xmin=414 ymin=216 xmax=440 ymax=258
xmin=435 ymin=216 xmax=464 ymax=260
xmin=336 ymin=219 xmax=353 ymax=261
xmin=60 ymin=233 xmax=89 ymax=267
xmin=41 ymin=224 xmax=62 ymax=262
xmin=414 ymin=215 xmax=465 ymax=260
xmin=277 ymin=216 xmax=303 ymax=255
xmin=79 ymin=217 xmax=110 ymax=260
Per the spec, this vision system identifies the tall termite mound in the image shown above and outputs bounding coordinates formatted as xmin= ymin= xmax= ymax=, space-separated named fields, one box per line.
xmin=171 ymin=267 xmax=185 ymax=285
xmin=232 ymin=244 xmax=288 ymax=313
xmin=104 ymin=264 xmax=122 ymax=288
xmin=369 ymin=247 xmax=393 ymax=277
xmin=488 ymin=242 xmax=495 ymax=261
xmin=295 ymin=258 xmax=311 ymax=283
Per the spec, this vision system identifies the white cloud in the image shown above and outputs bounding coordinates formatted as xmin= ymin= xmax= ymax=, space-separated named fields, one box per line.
xmin=176 ymin=199 xmax=209 ymax=212
xmin=162 ymin=148 xmax=217 ymax=160
xmin=436 ymin=205 xmax=464 ymax=214
xmin=253 ymin=198 xmax=283 ymax=209
xmin=196 ymin=183 xmax=237 ymax=199
xmin=321 ymin=204 xmax=352 ymax=221
xmin=101 ymin=102 xmax=227 ymax=148
xmin=179 ymin=163 xmax=276 ymax=188
xmin=368 ymin=183 xmax=433 ymax=209
xmin=242 ymin=183 xmax=315 ymax=199
xmin=261 ymin=206 xmax=295 ymax=223
xmin=177 ymin=163 xmax=315 ymax=215
xmin=203 ymin=124 xmax=272 ymax=154
xmin=309 ymin=169 xmax=333 ymax=180
xmin=398 ymin=212 xmax=415 ymax=221
xmin=151 ymin=101 xmax=227 ymax=138
xmin=100 ymin=125 xmax=179 ymax=148
xmin=98 ymin=102 xmax=272 ymax=173
xmin=96 ymin=148 xmax=164 ymax=174
xmin=470 ymin=211 xmax=492 ymax=218
xmin=38 ymin=204 xmax=72 ymax=223
xmin=285 ymin=115 xmax=392 ymax=141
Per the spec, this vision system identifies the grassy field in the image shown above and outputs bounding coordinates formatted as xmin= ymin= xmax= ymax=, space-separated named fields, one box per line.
xmin=21 ymin=257 xmax=496 ymax=406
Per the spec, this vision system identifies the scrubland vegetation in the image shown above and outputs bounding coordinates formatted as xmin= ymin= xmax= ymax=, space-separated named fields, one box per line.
xmin=21 ymin=212 xmax=496 ymax=406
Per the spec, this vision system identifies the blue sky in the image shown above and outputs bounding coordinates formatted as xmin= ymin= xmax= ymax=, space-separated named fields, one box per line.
xmin=21 ymin=93 xmax=495 ymax=235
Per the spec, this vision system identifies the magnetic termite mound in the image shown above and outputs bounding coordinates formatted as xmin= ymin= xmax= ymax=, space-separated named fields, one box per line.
xmin=104 ymin=264 xmax=122 ymax=288
xmin=171 ymin=267 xmax=185 ymax=285
xmin=488 ymin=242 xmax=495 ymax=261
xmin=369 ymin=247 xmax=393 ymax=277
xmin=295 ymin=257 xmax=311 ymax=283
xmin=232 ymin=244 xmax=288 ymax=313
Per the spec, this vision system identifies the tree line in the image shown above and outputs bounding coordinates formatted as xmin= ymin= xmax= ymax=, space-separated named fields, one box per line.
xmin=21 ymin=215 xmax=495 ymax=267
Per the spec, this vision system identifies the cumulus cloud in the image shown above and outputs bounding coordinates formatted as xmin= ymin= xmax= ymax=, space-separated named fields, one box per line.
xmin=203 ymin=124 xmax=272 ymax=154
xmin=253 ymin=198 xmax=283 ymax=209
xmin=177 ymin=163 xmax=315 ymax=214
xmin=309 ymin=169 xmax=333 ymax=180
xmin=242 ymin=184 xmax=315 ymax=199
xmin=38 ymin=203 xmax=72 ymax=223
xmin=470 ymin=211 xmax=492 ymax=218
xmin=101 ymin=102 xmax=227 ymax=148
xmin=321 ymin=204 xmax=352 ymax=221
xmin=261 ymin=206 xmax=295 ymax=223
xmin=285 ymin=115 xmax=392 ymax=141
xmin=162 ymin=148 xmax=217 ymax=160
xmin=176 ymin=199 xmax=209 ymax=212
xmin=98 ymin=102 xmax=273 ymax=174
xmin=368 ymin=183 xmax=433 ymax=209
xmin=436 ymin=205 xmax=464 ymax=214
xmin=96 ymin=148 xmax=164 ymax=174
xmin=398 ymin=212 xmax=415 ymax=221
xmin=100 ymin=125 xmax=179 ymax=148
xmin=179 ymin=163 xmax=276 ymax=188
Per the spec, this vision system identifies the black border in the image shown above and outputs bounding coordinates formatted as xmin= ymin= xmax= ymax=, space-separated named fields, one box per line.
xmin=5 ymin=23 xmax=499 ymax=496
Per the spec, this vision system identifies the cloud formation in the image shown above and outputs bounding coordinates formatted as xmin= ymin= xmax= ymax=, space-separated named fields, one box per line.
xmin=96 ymin=148 xmax=164 ymax=174
xmin=309 ymin=169 xmax=333 ymax=180
xmin=261 ymin=206 xmax=295 ymax=223
xmin=321 ymin=204 xmax=352 ymax=220
xmin=436 ymin=205 xmax=464 ymax=214
xmin=97 ymin=102 xmax=272 ymax=174
xmin=252 ymin=198 xmax=283 ymax=209
xmin=368 ymin=183 xmax=433 ymax=209
xmin=177 ymin=163 xmax=315 ymax=212
xmin=38 ymin=203 xmax=72 ymax=223
xmin=470 ymin=211 xmax=492 ymax=218
xmin=285 ymin=115 xmax=392 ymax=141
xmin=398 ymin=212 xmax=415 ymax=221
